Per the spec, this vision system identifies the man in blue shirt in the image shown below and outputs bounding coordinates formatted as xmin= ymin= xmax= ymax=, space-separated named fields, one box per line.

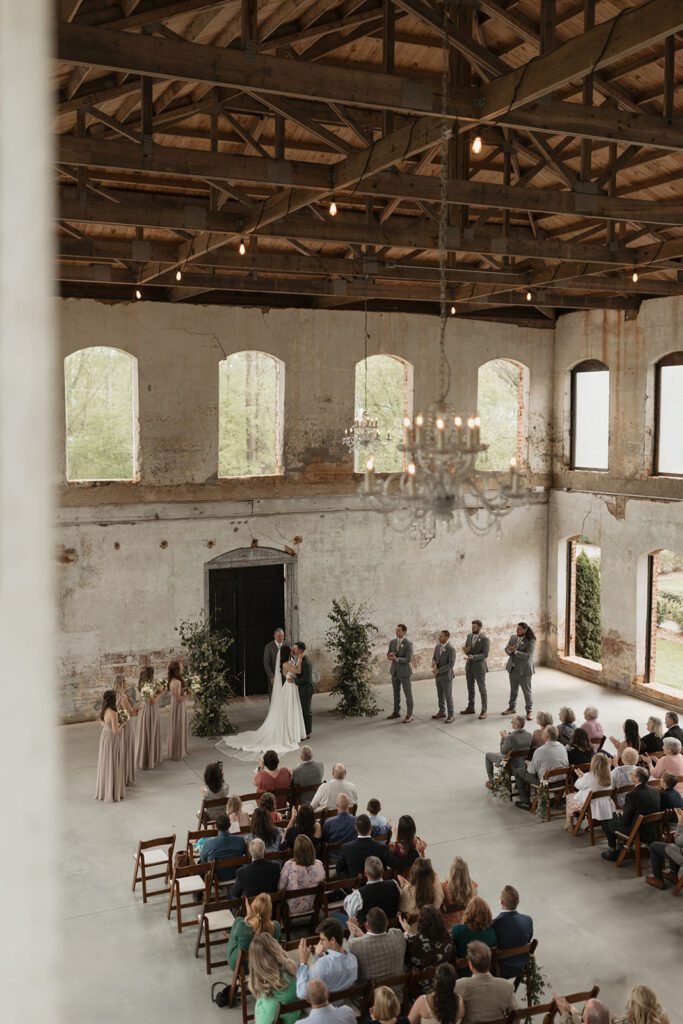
xmin=492 ymin=885 xmax=533 ymax=979
xmin=296 ymin=918 xmax=358 ymax=1000
xmin=322 ymin=794 xmax=357 ymax=845
xmin=198 ymin=812 xmax=246 ymax=882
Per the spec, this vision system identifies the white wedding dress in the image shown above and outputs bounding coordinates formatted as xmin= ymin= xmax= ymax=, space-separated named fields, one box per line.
xmin=216 ymin=671 xmax=306 ymax=761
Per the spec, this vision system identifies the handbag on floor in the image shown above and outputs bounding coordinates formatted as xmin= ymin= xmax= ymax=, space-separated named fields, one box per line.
xmin=211 ymin=982 xmax=230 ymax=1008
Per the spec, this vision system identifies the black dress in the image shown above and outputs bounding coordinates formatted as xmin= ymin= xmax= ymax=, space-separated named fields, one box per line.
xmin=567 ymin=746 xmax=593 ymax=766
xmin=640 ymin=734 xmax=664 ymax=755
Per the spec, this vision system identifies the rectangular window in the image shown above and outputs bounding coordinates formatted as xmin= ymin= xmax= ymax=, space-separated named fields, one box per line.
xmin=655 ymin=361 xmax=683 ymax=476
xmin=571 ymin=367 xmax=609 ymax=470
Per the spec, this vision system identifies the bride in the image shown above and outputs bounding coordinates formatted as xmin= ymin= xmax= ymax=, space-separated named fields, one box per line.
xmin=216 ymin=655 xmax=306 ymax=760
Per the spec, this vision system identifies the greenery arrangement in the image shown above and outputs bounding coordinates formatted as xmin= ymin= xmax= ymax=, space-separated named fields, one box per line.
xmin=325 ymin=598 xmax=380 ymax=718
xmin=176 ymin=617 xmax=237 ymax=737
xmin=524 ymin=955 xmax=548 ymax=1019
xmin=535 ymin=779 xmax=551 ymax=820
xmin=491 ymin=758 xmax=513 ymax=802
xmin=658 ymin=590 xmax=683 ymax=631
xmin=575 ymin=550 xmax=602 ymax=662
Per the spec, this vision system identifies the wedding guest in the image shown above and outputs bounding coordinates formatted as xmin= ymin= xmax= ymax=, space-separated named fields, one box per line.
xmin=310 ymin=764 xmax=358 ymax=811
xmin=248 ymin=933 xmax=301 ymax=1024
xmin=278 ymin=835 xmax=324 ymax=914
xmin=442 ymin=856 xmax=478 ymax=927
xmin=295 ymin=918 xmax=358 ymax=999
xmin=612 ymin=985 xmax=670 ymax=1024
xmin=610 ymin=747 xmax=640 ymax=808
xmin=566 ymin=727 xmax=595 ymax=767
xmin=601 ymin=767 xmax=660 ymax=861
xmin=484 ymin=715 xmax=532 ymax=788
xmin=369 ymin=986 xmax=410 ymax=1024
xmin=646 ymin=806 xmax=683 ymax=889
xmin=580 ymin=706 xmax=605 ymax=749
xmin=401 ymin=905 xmax=454 ymax=982
xmin=640 ymin=716 xmax=664 ymax=756
xmin=502 ymin=623 xmax=536 ymax=720
xmin=115 ymin=675 xmax=138 ymax=786
xmin=227 ymin=892 xmax=282 ymax=970
xmin=227 ymin=794 xmax=251 ymax=831
xmin=199 ymin=762 xmax=229 ymax=822
xmin=514 ymin=725 xmax=569 ymax=810
xmin=348 ymin=908 xmax=405 ymax=982
xmin=367 ymin=798 xmax=390 ymax=837
xmin=557 ymin=706 xmax=576 ymax=746
xmin=167 ymin=658 xmax=189 ymax=761
xmin=260 ymin=791 xmax=283 ymax=824
xmin=199 ymin=812 xmax=246 ymax=882
xmin=454 ymin=942 xmax=517 ymax=1022
xmin=343 ymin=856 xmax=401 ymax=925
xmin=492 ymin=886 xmax=533 ymax=980
xmin=232 ymin=838 xmax=280 ymax=898
xmin=255 ymin=750 xmax=293 ymax=809
xmin=307 ymin=980 xmax=356 ymax=1024
xmin=292 ymin=746 xmax=324 ymax=802
xmin=389 ymin=815 xmax=426 ymax=877
xmin=450 ymin=898 xmax=497 ymax=975
xmin=398 ymin=857 xmax=444 ymax=919
xmin=664 ymin=711 xmax=683 ymax=744
xmin=529 ymin=711 xmax=553 ymax=755
xmin=658 ymin=772 xmax=683 ymax=810
xmin=430 ymin=628 xmax=456 ymax=723
xmin=321 ymin=793 xmax=357 ymax=849
xmin=136 ymin=666 xmax=161 ymax=770
xmin=461 ymin=620 xmax=490 ymax=720
xmin=551 ymin=993 xmax=610 ymax=1024
xmin=283 ymin=803 xmax=322 ymax=853
xmin=387 ymin=623 xmax=414 ymax=723
xmin=564 ymin=752 xmax=613 ymax=831
xmin=95 ymin=689 xmax=125 ymax=803
xmin=336 ymin=814 xmax=396 ymax=878
xmin=247 ymin=807 xmax=284 ymax=853
xmin=647 ymin=737 xmax=683 ymax=792
xmin=409 ymin=962 xmax=464 ymax=1024
xmin=609 ymin=719 xmax=641 ymax=762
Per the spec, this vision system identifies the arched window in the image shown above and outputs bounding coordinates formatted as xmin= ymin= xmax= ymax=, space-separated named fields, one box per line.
xmin=570 ymin=360 xmax=609 ymax=470
xmin=562 ymin=536 xmax=602 ymax=666
xmin=476 ymin=359 xmax=527 ymax=471
xmin=353 ymin=354 xmax=413 ymax=473
xmin=654 ymin=352 xmax=683 ymax=476
xmin=64 ymin=346 xmax=138 ymax=482
xmin=218 ymin=351 xmax=284 ymax=478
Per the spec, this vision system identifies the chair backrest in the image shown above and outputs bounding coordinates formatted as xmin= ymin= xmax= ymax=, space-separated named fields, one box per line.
xmin=542 ymin=766 xmax=572 ymax=790
xmin=496 ymin=938 xmax=538 ymax=968
xmin=186 ymin=828 xmax=218 ymax=858
xmin=291 ymin=782 xmax=321 ymax=805
xmin=507 ymin=748 xmax=530 ymax=762
xmin=139 ymin=834 xmax=175 ymax=853
xmin=541 ymin=986 xmax=600 ymax=1023
xmin=172 ymin=860 xmax=215 ymax=889
xmin=621 ymin=811 xmax=665 ymax=847
xmin=199 ymin=796 xmax=229 ymax=827
xmin=280 ymin=883 xmax=324 ymax=914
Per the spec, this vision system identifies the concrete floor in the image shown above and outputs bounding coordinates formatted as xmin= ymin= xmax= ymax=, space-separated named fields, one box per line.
xmin=61 ymin=668 xmax=682 ymax=1023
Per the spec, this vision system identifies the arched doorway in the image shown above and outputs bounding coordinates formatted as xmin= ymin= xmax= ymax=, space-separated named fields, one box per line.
xmin=205 ymin=547 xmax=299 ymax=697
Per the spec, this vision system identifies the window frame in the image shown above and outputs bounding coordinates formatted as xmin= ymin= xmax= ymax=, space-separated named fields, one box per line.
xmin=352 ymin=353 xmax=413 ymax=475
xmin=653 ymin=351 xmax=683 ymax=478
xmin=217 ymin=349 xmax=285 ymax=480
xmin=475 ymin=357 xmax=528 ymax=472
xmin=569 ymin=359 xmax=609 ymax=471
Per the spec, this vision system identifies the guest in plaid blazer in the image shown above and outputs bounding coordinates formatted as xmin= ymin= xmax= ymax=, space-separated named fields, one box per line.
xmin=347 ymin=908 xmax=405 ymax=983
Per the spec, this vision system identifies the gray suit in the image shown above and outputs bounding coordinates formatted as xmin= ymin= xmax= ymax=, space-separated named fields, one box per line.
xmin=505 ymin=634 xmax=535 ymax=714
xmin=485 ymin=726 xmax=533 ymax=781
xmin=432 ymin=641 xmax=456 ymax=717
xmin=388 ymin=636 xmax=413 ymax=715
xmin=263 ymin=640 xmax=289 ymax=696
xmin=464 ymin=631 xmax=490 ymax=713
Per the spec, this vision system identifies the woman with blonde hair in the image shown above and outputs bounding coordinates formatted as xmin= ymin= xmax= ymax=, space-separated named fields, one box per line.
xmin=370 ymin=986 xmax=410 ymax=1024
xmin=397 ymin=857 xmax=444 ymax=920
xmin=564 ymin=752 xmax=613 ymax=831
xmin=613 ymin=985 xmax=669 ymax=1024
xmin=278 ymin=834 xmax=324 ymax=914
xmin=248 ymin=932 xmax=300 ymax=1024
xmin=226 ymin=893 xmax=281 ymax=970
xmin=227 ymin=794 xmax=250 ymax=831
xmin=441 ymin=856 xmax=478 ymax=927
xmin=450 ymin=897 xmax=496 ymax=975
xmin=640 ymin=716 xmax=664 ymax=756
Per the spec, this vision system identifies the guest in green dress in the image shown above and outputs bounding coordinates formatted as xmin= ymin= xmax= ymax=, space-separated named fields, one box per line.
xmin=227 ymin=893 xmax=282 ymax=970
xmin=450 ymin=896 xmax=497 ymax=977
xmin=248 ymin=933 xmax=301 ymax=1024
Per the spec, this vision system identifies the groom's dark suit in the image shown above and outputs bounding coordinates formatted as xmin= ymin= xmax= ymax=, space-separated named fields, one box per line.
xmin=295 ymin=655 xmax=314 ymax=737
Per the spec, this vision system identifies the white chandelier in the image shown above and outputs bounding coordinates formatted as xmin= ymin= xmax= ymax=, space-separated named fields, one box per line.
xmin=342 ymin=280 xmax=392 ymax=458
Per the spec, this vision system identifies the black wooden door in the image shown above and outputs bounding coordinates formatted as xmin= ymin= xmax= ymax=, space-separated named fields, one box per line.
xmin=209 ymin=564 xmax=285 ymax=696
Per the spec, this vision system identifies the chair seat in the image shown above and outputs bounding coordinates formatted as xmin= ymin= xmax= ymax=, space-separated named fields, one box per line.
xmin=177 ymin=875 xmax=207 ymax=894
xmin=201 ymin=909 xmax=236 ymax=930
xmin=138 ymin=847 xmax=169 ymax=866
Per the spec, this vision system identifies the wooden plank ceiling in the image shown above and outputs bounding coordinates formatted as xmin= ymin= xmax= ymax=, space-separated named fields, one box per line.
xmin=54 ymin=0 xmax=683 ymax=326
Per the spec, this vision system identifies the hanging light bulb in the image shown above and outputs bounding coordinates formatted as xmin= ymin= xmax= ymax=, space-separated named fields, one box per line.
xmin=526 ymin=290 xmax=532 ymax=302
xmin=134 ymin=288 xmax=142 ymax=300
xmin=175 ymin=269 xmax=182 ymax=282
xmin=329 ymin=200 xmax=338 ymax=217
xmin=471 ymin=135 xmax=483 ymax=155
xmin=450 ymin=304 xmax=456 ymax=315
xmin=632 ymin=270 xmax=639 ymax=283
xmin=239 ymin=239 xmax=246 ymax=256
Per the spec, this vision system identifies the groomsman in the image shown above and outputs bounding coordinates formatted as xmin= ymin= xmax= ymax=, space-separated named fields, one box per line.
xmin=431 ymin=630 xmax=456 ymax=723
xmin=387 ymin=624 xmax=414 ymax=723
xmin=461 ymin=619 xmax=490 ymax=720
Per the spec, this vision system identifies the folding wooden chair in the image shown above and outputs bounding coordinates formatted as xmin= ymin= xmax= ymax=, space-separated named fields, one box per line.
xmin=495 ymin=939 xmax=538 ymax=1006
xmin=570 ymin=790 xmax=615 ymax=845
xmin=228 ymin=947 xmax=248 ymax=1010
xmin=198 ymin=796 xmax=229 ymax=829
xmin=541 ymin=986 xmax=601 ymax=1023
xmin=186 ymin=827 xmax=217 ymax=862
xmin=210 ymin=855 xmax=249 ymax=900
xmin=529 ymin=767 xmax=572 ymax=820
xmin=131 ymin=834 xmax=175 ymax=903
xmin=322 ymin=841 xmax=345 ymax=879
xmin=291 ymin=782 xmax=322 ymax=807
xmin=323 ymin=874 xmax=362 ymax=915
xmin=615 ymin=811 xmax=665 ymax=875
xmin=166 ymin=860 xmax=214 ymax=933
xmin=273 ymin=981 xmax=371 ymax=1023
xmin=194 ymin=894 xmax=243 ymax=973
xmin=672 ymin=871 xmax=683 ymax=897
xmin=279 ymin=883 xmax=324 ymax=941
xmin=371 ymin=971 xmax=414 ymax=1013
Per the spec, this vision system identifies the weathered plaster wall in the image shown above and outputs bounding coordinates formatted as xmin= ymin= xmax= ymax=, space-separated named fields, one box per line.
xmin=57 ymin=299 xmax=553 ymax=721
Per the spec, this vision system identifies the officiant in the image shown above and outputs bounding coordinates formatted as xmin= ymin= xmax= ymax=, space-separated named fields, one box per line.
xmin=291 ymin=642 xmax=314 ymax=739
xmin=263 ymin=627 xmax=289 ymax=696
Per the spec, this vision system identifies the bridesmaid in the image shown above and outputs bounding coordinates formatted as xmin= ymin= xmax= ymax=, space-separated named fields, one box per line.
xmin=136 ymin=666 xmax=162 ymax=770
xmin=115 ymin=674 xmax=139 ymax=786
xmin=95 ymin=690 xmax=125 ymax=803
xmin=167 ymin=658 xmax=189 ymax=761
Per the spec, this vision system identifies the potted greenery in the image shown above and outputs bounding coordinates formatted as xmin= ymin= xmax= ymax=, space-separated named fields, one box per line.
xmin=177 ymin=617 xmax=237 ymax=737
xmin=325 ymin=597 xmax=380 ymax=718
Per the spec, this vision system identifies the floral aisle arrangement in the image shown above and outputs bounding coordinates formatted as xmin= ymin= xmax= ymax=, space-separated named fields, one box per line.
xmin=535 ymin=779 xmax=550 ymax=820
xmin=324 ymin=597 xmax=379 ymax=718
xmin=524 ymin=956 xmax=548 ymax=1022
xmin=176 ymin=617 xmax=237 ymax=737
xmin=491 ymin=758 xmax=513 ymax=802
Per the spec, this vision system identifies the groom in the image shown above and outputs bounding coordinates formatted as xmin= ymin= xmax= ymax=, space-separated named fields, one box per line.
xmin=291 ymin=642 xmax=314 ymax=739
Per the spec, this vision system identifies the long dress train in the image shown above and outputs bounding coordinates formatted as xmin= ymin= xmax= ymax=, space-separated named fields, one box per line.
xmin=217 ymin=674 xmax=306 ymax=761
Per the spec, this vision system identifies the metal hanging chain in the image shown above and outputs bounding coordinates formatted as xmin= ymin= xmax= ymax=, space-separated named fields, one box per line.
xmin=437 ymin=0 xmax=453 ymax=407
xmin=363 ymin=274 xmax=369 ymax=415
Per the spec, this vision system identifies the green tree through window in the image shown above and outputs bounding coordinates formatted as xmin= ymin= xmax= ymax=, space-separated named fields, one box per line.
xmin=64 ymin=347 xmax=138 ymax=481
xmin=476 ymin=359 xmax=525 ymax=471
xmin=218 ymin=351 xmax=283 ymax=478
xmin=353 ymin=355 xmax=412 ymax=473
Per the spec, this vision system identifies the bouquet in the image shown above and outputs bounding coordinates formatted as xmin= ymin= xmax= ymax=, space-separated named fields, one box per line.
xmin=117 ymin=706 xmax=130 ymax=726
xmin=188 ymin=675 xmax=202 ymax=697
xmin=140 ymin=682 xmax=156 ymax=701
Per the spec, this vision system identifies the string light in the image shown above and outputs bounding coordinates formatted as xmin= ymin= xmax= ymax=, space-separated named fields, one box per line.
xmin=134 ymin=288 xmax=142 ymax=300
xmin=238 ymin=239 xmax=246 ymax=256
xmin=526 ymin=290 xmax=532 ymax=302
xmin=450 ymin=304 xmax=456 ymax=315
xmin=329 ymin=200 xmax=338 ymax=216
xmin=632 ymin=270 xmax=639 ymax=283
xmin=471 ymin=135 xmax=483 ymax=155
xmin=175 ymin=269 xmax=182 ymax=281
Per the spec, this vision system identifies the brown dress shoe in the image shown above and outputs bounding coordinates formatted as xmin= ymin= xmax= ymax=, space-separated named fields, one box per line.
xmin=387 ymin=712 xmax=400 ymax=720
xmin=526 ymin=713 xmax=533 ymax=721
xmin=460 ymin=708 xmax=475 ymax=715
xmin=646 ymin=876 xmax=665 ymax=890
xmin=432 ymin=712 xmax=446 ymax=719
xmin=445 ymin=716 xmax=455 ymax=724
xmin=403 ymin=715 xmax=414 ymax=723
xmin=501 ymin=708 xmax=515 ymax=715
xmin=479 ymin=712 xmax=487 ymax=719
